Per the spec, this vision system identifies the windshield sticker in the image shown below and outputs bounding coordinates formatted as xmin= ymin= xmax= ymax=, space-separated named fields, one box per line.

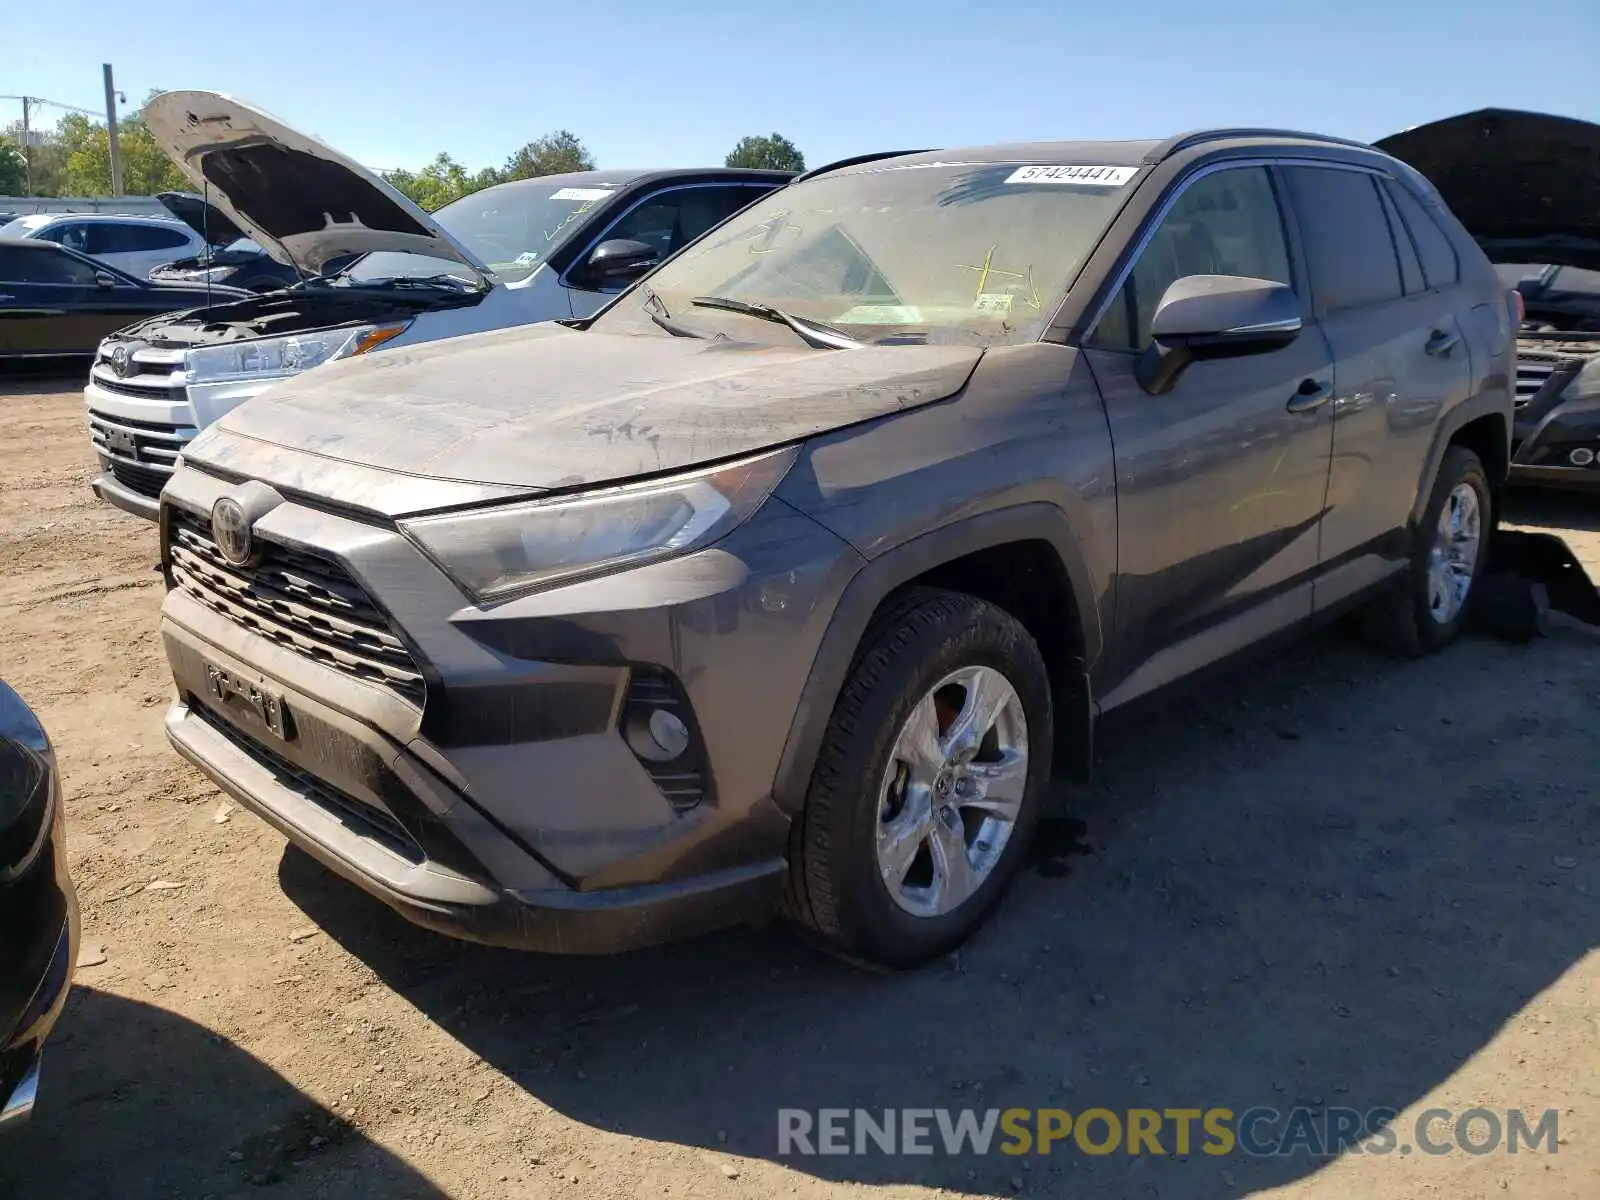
xmin=515 ymin=251 xmax=541 ymax=265
xmin=549 ymin=187 xmax=614 ymax=201
xmin=1004 ymin=164 xmax=1138 ymax=187
xmin=975 ymin=292 xmax=1015 ymax=315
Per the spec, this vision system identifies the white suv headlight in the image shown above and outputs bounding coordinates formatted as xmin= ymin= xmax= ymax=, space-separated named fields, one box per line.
xmin=399 ymin=447 xmax=799 ymax=603
xmin=184 ymin=322 xmax=409 ymax=386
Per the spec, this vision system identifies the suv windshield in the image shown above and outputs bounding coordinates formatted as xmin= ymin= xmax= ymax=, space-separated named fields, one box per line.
xmin=0 ymin=215 xmax=52 ymax=239
xmin=602 ymin=161 xmax=1141 ymax=345
xmin=342 ymin=179 xmax=621 ymax=287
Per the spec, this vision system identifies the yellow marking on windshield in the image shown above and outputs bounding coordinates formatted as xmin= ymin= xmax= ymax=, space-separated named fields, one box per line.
xmin=960 ymin=244 xmax=1024 ymax=305
xmin=544 ymin=199 xmax=598 ymax=243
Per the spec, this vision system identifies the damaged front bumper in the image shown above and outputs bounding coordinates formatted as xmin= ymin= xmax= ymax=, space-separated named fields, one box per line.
xmin=1510 ymin=335 xmax=1600 ymax=489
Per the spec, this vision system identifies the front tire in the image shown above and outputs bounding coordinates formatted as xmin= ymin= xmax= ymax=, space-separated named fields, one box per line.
xmin=785 ymin=588 xmax=1053 ymax=969
xmin=1362 ymin=445 xmax=1491 ymax=655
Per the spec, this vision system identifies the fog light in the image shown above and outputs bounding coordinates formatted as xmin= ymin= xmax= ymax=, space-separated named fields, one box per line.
xmin=1570 ymin=447 xmax=1595 ymax=467
xmin=624 ymin=705 xmax=689 ymax=763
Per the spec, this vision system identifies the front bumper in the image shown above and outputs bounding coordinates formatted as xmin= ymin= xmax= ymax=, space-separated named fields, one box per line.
xmin=1510 ymin=343 xmax=1600 ymax=490
xmin=166 ymin=692 xmax=785 ymax=952
xmin=1 ymin=802 xmax=79 ymax=1132
xmin=157 ymin=466 xmax=862 ymax=954
xmin=90 ymin=469 xmax=162 ymax=520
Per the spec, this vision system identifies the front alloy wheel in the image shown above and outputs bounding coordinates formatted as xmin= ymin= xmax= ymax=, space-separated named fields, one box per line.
xmin=786 ymin=588 xmax=1052 ymax=968
xmin=875 ymin=666 xmax=1029 ymax=918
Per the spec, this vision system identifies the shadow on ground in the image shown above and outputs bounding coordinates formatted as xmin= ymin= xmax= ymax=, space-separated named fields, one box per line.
xmin=1505 ymin=486 xmax=1600 ymax=534
xmin=276 ymin=620 xmax=1600 ymax=1196
xmin=0 ymin=989 xmax=445 ymax=1200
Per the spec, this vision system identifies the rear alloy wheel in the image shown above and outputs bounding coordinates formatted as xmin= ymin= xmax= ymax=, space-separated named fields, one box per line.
xmin=786 ymin=588 xmax=1052 ymax=968
xmin=1362 ymin=445 xmax=1491 ymax=655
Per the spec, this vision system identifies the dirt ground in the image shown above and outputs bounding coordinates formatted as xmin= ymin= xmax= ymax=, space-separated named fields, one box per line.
xmin=0 ymin=375 xmax=1594 ymax=1200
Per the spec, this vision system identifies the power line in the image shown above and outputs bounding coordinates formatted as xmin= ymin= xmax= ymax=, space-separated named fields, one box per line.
xmin=0 ymin=94 xmax=104 ymax=119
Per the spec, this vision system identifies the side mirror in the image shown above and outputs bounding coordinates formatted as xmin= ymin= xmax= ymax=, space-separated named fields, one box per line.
xmin=1135 ymin=275 xmax=1302 ymax=395
xmin=577 ymin=238 xmax=660 ymax=287
xmin=93 ymin=270 xmax=118 ymax=290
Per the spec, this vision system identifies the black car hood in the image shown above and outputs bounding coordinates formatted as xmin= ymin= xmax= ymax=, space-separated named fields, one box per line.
xmin=203 ymin=323 xmax=982 ymax=493
xmin=155 ymin=190 xmax=247 ymax=247
xmin=1376 ymin=109 xmax=1600 ymax=271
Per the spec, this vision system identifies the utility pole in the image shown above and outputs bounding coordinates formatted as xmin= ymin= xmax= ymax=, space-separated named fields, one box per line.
xmin=20 ymin=96 xmax=31 ymax=195
xmin=102 ymin=63 xmax=123 ymax=195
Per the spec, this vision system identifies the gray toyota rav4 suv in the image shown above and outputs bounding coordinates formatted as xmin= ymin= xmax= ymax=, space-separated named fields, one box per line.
xmin=157 ymin=130 xmax=1515 ymax=968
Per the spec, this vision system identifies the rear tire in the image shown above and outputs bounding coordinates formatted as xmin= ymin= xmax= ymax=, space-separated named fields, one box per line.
xmin=1361 ymin=445 xmax=1491 ymax=655
xmin=784 ymin=588 xmax=1052 ymax=969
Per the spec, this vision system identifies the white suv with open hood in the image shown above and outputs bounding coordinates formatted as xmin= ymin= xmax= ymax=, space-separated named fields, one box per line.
xmin=84 ymin=90 xmax=792 ymax=519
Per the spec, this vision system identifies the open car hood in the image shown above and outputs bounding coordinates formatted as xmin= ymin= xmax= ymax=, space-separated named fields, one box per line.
xmin=142 ymin=90 xmax=493 ymax=280
xmin=154 ymin=190 xmax=246 ymax=247
xmin=1376 ymin=109 xmax=1600 ymax=272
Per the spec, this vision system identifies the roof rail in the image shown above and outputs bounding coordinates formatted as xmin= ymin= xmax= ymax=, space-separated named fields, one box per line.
xmin=1145 ymin=128 xmax=1380 ymax=163
xmin=791 ymin=149 xmax=935 ymax=184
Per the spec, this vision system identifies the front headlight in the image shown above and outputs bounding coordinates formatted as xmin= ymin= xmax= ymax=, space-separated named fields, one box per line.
xmin=1562 ymin=354 xmax=1600 ymax=401
xmin=399 ymin=447 xmax=799 ymax=602
xmin=184 ymin=322 xmax=409 ymax=387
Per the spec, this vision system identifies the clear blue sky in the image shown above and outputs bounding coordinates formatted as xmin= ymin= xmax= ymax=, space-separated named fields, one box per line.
xmin=9 ymin=0 xmax=1597 ymax=174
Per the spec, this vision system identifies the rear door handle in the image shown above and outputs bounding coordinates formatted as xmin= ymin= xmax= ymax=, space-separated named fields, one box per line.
xmin=1286 ymin=378 xmax=1332 ymax=414
xmin=1425 ymin=328 xmax=1460 ymax=357
xmin=0 ymin=294 xmax=14 ymax=302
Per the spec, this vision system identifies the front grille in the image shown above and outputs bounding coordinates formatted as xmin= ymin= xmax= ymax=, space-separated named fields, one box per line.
xmin=91 ymin=344 xmax=187 ymax=401
xmin=191 ymin=704 xmax=423 ymax=863
xmin=167 ymin=508 xmax=426 ymax=705
xmin=88 ymin=408 xmax=194 ymax=498
xmin=109 ymin=459 xmax=172 ymax=499
xmin=1515 ymin=354 xmax=1560 ymax=407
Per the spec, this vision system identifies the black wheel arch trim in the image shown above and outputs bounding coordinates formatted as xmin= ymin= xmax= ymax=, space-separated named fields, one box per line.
xmin=1410 ymin=389 xmax=1512 ymax=528
xmin=769 ymin=503 xmax=1102 ymax=815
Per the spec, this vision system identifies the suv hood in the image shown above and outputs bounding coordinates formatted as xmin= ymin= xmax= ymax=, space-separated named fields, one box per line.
xmin=154 ymin=190 xmax=246 ymax=247
xmin=201 ymin=324 xmax=982 ymax=496
xmin=1376 ymin=109 xmax=1600 ymax=271
xmin=142 ymin=90 xmax=493 ymax=280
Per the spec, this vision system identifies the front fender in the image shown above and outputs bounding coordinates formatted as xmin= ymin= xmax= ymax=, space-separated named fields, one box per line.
xmin=769 ymin=502 xmax=1102 ymax=813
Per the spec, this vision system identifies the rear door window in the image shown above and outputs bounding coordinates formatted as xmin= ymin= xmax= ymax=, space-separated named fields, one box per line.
xmin=1376 ymin=184 xmax=1426 ymax=295
xmin=41 ymin=222 xmax=90 ymax=254
xmin=1384 ymin=181 xmax=1461 ymax=289
xmin=1281 ymin=167 xmax=1403 ymax=314
xmin=1090 ymin=165 xmax=1293 ymax=351
xmin=87 ymin=222 xmax=191 ymax=254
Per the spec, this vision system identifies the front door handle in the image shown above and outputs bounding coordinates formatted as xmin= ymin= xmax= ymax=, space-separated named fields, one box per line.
xmin=0 ymin=294 xmax=14 ymax=302
xmin=1286 ymin=378 xmax=1332 ymax=414
xmin=1425 ymin=328 xmax=1460 ymax=357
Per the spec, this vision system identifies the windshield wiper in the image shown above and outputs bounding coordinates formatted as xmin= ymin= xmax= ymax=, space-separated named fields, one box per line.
xmin=642 ymin=287 xmax=704 ymax=339
xmin=354 ymin=273 xmax=483 ymax=293
xmin=689 ymin=296 xmax=864 ymax=350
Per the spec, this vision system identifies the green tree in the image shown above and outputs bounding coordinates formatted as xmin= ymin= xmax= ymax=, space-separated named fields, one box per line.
xmin=53 ymin=108 xmax=188 ymax=196
xmin=384 ymin=153 xmax=506 ymax=211
xmin=725 ymin=133 xmax=805 ymax=172
xmin=501 ymin=130 xmax=595 ymax=181
xmin=0 ymin=137 xmax=25 ymax=195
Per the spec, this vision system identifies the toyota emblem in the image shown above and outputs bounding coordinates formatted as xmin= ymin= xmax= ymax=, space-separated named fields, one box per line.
xmin=211 ymin=496 xmax=255 ymax=566
xmin=109 ymin=344 xmax=133 ymax=378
